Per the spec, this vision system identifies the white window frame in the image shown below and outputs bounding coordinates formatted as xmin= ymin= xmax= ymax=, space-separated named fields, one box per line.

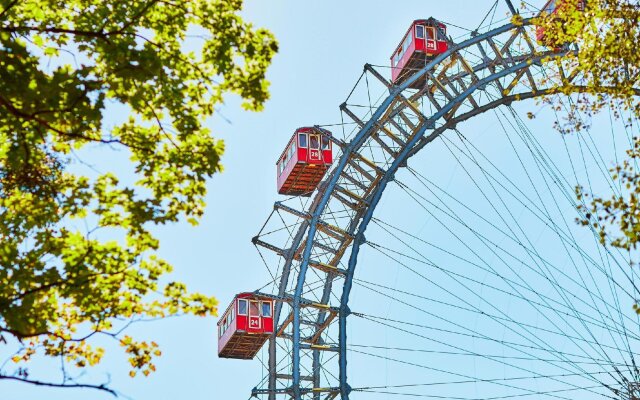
xmin=321 ymin=135 xmax=331 ymax=150
xmin=261 ymin=301 xmax=272 ymax=317
xmin=238 ymin=299 xmax=248 ymax=315
xmin=426 ymin=27 xmax=436 ymax=41
xmin=309 ymin=134 xmax=320 ymax=150
xmin=402 ymin=34 xmax=411 ymax=54
xmin=416 ymin=25 xmax=425 ymax=39
xmin=299 ymin=133 xmax=308 ymax=148
xmin=288 ymin=142 xmax=294 ymax=160
xmin=436 ymin=25 xmax=447 ymax=41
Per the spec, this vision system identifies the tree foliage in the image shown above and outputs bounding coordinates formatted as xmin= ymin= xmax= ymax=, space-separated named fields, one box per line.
xmin=530 ymin=1 xmax=640 ymax=307
xmin=577 ymin=140 xmax=640 ymax=251
xmin=0 ymin=0 xmax=277 ymax=393
xmin=525 ymin=0 xmax=637 ymax=114
xmin=543 ymin=0 xmax=639 ymax=109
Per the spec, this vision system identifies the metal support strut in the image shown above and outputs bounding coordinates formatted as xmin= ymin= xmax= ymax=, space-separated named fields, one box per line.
xmin=504 ymin=0 xmax=518 ymax=15
xmin=248 ymin=14 xmax=628 ymax=399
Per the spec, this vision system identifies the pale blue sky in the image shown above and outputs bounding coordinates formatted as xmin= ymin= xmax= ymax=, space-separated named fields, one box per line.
xmin=3 ymin=1 xmax=637 ymax=399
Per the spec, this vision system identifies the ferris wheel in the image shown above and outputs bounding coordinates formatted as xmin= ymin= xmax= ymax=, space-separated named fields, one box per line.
xmin=219 ymin=1 xmax=640 ymax=399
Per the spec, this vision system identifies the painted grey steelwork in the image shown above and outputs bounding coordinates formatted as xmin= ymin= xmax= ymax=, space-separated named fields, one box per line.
xmin=335 ymin=51 xmax=569 ymax=399
xmin=250 ymin=15 xmax=614 ymax=400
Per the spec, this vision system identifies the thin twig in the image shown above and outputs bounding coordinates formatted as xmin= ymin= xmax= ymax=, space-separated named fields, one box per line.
xmin=0 ymin=374 xmax=117 ymax=397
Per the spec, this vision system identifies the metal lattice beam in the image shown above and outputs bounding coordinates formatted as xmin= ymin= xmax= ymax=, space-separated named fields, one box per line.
xmin=249 ymin=16 xmax=639 ymax=400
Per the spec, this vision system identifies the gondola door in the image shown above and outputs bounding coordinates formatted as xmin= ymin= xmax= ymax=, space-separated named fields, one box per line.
xmin=248 ymin=300 xmax=261 ymax=331
xmin=308 ymin=134 xmax=321 ymax=161
xmin=426 ymin=26 xmax=436 ymax=52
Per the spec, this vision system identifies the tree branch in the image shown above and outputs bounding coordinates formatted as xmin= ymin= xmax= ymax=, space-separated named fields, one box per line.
xmin=1 ymin=0 xmax=160 ymax=42
xmin=0 ymin=374 xmax=117 ymax=397
xmin=115 ymin=0 xmax=161 ymax=34
xmin=0 ymin=94 xmax=153 ymax=153
xmin=0 ymin=26 xmax=112 ymax=43
xmin=0 ymin=0 xmax=19 ymax=21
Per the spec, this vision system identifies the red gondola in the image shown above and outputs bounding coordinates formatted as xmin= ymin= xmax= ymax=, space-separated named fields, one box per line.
xmin=217 ymin=293 xmax=275 ymax=359
xmin=276 ymin=127 xmax=333 ymax=196
xmin=390 ymin=18 xmax=449 ymax=88
xmin=536 ymin=0 xmax=585 ymax=46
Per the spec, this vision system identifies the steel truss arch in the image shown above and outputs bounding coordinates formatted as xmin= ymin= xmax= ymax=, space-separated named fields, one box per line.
xmin=250 ymin=17 xmax=638 ymax=400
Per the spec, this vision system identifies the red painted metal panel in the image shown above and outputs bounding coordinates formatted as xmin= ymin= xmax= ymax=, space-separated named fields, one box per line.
xmin=298 ymin=147 xmax=307 ymax=162
xmin=216 ymin=300 xmax=237 ymax=355
xmin=322 ymin=149 xmax=332 ymax=164
xmin=262 ymin=315 xmax=274 ymax=333
xmin=391 ymin=23 xmax=417 ymax=83
xmin=217 ymin=317 xmax=235 ymax=351
xmin=276 ymin=157 xmax=299 ymax=193
xmin=236 ymin=314 xmax=247 ymax=331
